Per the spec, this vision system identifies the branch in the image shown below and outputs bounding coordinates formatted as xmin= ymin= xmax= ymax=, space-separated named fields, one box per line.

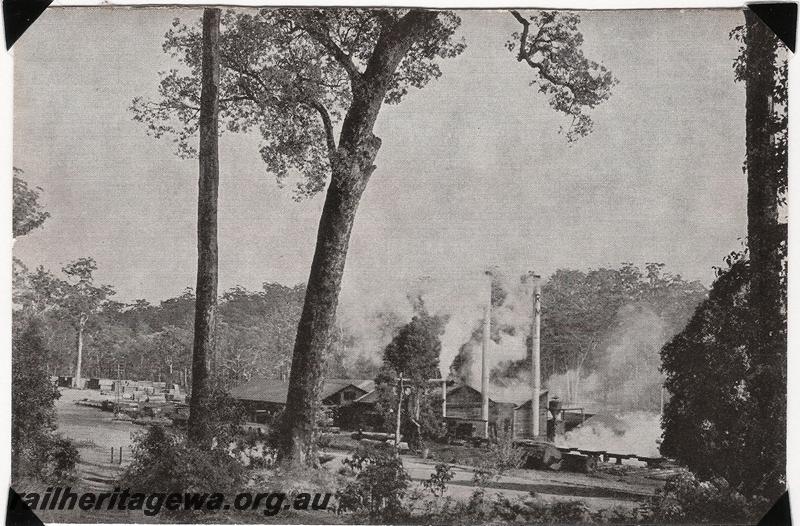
xmin=510 ymin=10 xmax=530 ymax=62
xmin=298 ymin=12 xmax=362 ymax=81
xmin=363 ymin=9 xmax=438 ymax=87
xmin=305 ymin=99 xmax=337 ymax=162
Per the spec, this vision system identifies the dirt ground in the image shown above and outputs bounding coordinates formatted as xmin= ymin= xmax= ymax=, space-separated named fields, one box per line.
xmin=33 ymin=388 xmax=674 ymax=523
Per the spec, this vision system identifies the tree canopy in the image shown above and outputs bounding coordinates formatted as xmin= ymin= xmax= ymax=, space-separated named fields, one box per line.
xmin=660 ymin=245 xmax=786 ymax=500
xmin=13 ymin=167 xmax=50 ymax=238
xmin=131 ymin=8 xmax=465 ymax=199
xmin=508 ymin=10 xmax=617 ymax=140
xmin=381 ymin=307 xmax=447 ymax=385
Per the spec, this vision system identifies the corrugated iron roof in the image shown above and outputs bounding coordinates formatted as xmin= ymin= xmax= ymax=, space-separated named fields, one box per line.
xmin=446 ymin=383 xmax=548 ymax=407
xmin=353 ymin=389 xmax=381 ymax=404
xmin=230 ymin=377 xmax=375 ymax=404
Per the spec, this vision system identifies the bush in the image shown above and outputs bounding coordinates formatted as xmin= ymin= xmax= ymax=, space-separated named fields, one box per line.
xmin=422 ymin=462 xmax=454 ymax=498
xmin=661 ymin=251 xmax=786 ymax=499
xmin=647 ymin=472 xmax=770 ymax=523
xmin=336 ymin=443 xmax=411 ymax=521
xmin=12 ymin=318 xmax=78 ymax=484
xmin=471 ymin=428 xmax=525 ymax=489
xmin=119 ymin=425 xmax=245 ymax=513
xmin=421 ymin=493 xmax=597 ymax=525
xmin=38 ymin=436 xmax=80 ymax=484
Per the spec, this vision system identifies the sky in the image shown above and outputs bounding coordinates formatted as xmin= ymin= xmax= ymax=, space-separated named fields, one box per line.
xmin=13 ymin=7 xmax=747 ymax=321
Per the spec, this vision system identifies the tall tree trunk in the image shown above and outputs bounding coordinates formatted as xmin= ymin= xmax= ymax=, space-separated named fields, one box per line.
xmin=743 ymin=9 xmax=786 ymax=497
xmin=74 ymin=316 xmax=86 ymax=388
xmin=187 ymin=7 xmax=221 ymax=450
xmin=744 ymin=10 xmax=782 ymax=317
xmin=278 ymin=10 xmax=439 ymax=465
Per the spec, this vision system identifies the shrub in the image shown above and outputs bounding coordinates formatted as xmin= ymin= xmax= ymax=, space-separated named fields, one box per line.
xmin=661 ymin=251 xmax=787 ymax=499
xmin=471 ymin=428 xmax=525 ymax=489
xmin=119 ymin=425 xmax=245 ymax=512
xmin=38 ymin=436 xmax=79 ymax=484
xmin=423 ymin=493 xmax=597 ymax=525
xmin=12 ymin=318 xmax=78 ymax=484
xmin=648 ymin=472 xmax=770 ymax=523
xmin=336 ymin=443 xmax=411 ymax=521
xmin=422 ymin=462 xmax=454 ymax=498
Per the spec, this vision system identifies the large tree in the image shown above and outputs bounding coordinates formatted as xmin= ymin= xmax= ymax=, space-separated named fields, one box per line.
xmin=733 ymin=10 xmax=787 ymax=316
xmin=187 ymin=7 xmax=222 ymax=450
xmin=380 ymin=309 xmax=447 ymax=442
xmin=59 ymin=259 xmax=116 ymax=387
xmin=664 ymin=10 xmax=788 ymax=500
xmin=661 ymin=11 xmax=788 ymax=500
xmin=20 ymin=259 xmax=115 ymax=386
xmin=738 ymin=15 xmax=788 ymax=492
xmin=132 ymin=8 xmax=615 ymax=464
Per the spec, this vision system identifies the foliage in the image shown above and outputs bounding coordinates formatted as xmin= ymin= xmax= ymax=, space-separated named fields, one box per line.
xmin=12 ymin=167 xmax=50 ymax=238
xmin=191 ymin=379 xmax=248 ymax=446
xmin=730 ymin=20 xmax=788 ymax=203
xmin=11 ymin=264 xmax=376 ymax=390
xmin=420 ymin=492 xmax=603 ymax=524
xmin=647 ymin=472 xmax=769 ymax=524
xmin=16 ymin=258 xmax=116 ymax=333
xmin=507 ymin=10 xmax=618 ymax=141
xmin=11 ymin=318 xmax=77 ymax=483
xmin=119 ymin=425 xmax=245 ymax=506
xmin=661 ymin=248 xmax=786 ymax=499
xmin=12 ymin=271 xmax=314 ymax=385
xmin=132 ymin=7 xmax=614 ymax=466
xmin=470 ymin=428 xmax=525 ymax=492
xmin=374 ymin=307 xmax=449 ymax=446
xmin=131 ymin=8 xmax=465 ymax=199
xmin=421 ymin=462 xmax=454 ymax=498
xmin=25 ymin=436 xmax=80 ymax=486
xmin=215 ymin=283 xmax=306 ymax=385
xmin=382 ymin=309 xmax=446 ymax=384
xmin=336 ymin=443 xmax=411 ymax=520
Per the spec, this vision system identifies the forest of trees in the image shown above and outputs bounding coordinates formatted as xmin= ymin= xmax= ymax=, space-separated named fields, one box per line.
xmin=12 ymin=264 xmax=382 ymax=388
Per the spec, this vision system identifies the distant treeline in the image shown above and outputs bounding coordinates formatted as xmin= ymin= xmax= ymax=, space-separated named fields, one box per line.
xmin=12 ymin=262 xmax=376 ymax=387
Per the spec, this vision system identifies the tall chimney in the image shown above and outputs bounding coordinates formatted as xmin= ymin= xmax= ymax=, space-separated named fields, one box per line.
xmin=530 ymin=273 xmax=542 ymax=437
xmin=481 ymin=301 xmax=491 ymax=439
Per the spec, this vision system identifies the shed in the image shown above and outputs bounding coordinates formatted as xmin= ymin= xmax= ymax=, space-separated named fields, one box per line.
xmin=513 ymin=390 xmax=550 ymax=439
xmin=337 ymin=388 xmax=385 ymax=431
xmin=445 ymin=384 xmax=517 ymax=439
xmin=229 ymin=377 xmax=375 ymax=424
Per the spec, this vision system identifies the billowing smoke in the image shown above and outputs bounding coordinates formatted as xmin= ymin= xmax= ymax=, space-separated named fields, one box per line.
xmin=447 ymin=270 xmax=538 ymax=390
xmin=334 ymin=272 xmax=493 ymax=375
xmin=547 ymin=305 xmax=668 ymax=412
xmin=334 ymin=269 xmax=538 ymax=387
xmin=556 ymin=411 xmax=662 ymax=458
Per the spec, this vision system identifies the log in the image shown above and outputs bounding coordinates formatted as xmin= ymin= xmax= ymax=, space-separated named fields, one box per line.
xmin=562 ymin=452 xmax=597 ymax=473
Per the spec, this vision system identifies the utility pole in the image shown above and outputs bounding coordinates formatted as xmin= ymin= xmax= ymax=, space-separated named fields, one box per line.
xmin=529 ymin=272 xmax=542 ymax=437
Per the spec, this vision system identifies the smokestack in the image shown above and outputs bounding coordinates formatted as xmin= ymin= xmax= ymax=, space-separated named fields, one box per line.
xmin=481 ymin=301 xmax=491 ymax=439
xmin=530 ymin=273 xmax=542 ymax=437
